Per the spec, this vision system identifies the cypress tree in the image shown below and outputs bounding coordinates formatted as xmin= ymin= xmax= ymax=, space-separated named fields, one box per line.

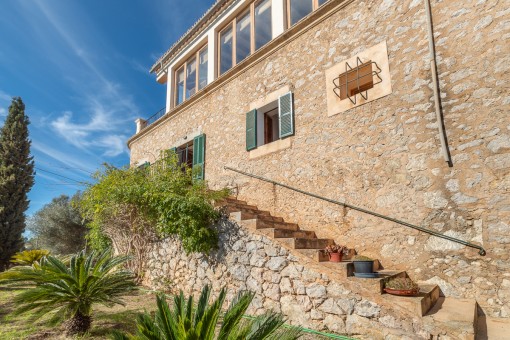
xmin=0 ymin=97 xmax=35 ymax=271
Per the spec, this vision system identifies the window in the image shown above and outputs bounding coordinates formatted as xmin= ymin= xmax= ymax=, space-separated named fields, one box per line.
xmin=246 ymin=92 xmax=294 ymax=151
xmin=219 ymin=0 xmax=273 ymax=75
xmin=254 ymin=0 xmax=272 ymax=50
xmin=336 ymin=61 xmax=374 ymax=101
xmin=174 ymin=45 xmax=208 ymax=106
xmin=219 ymin=25 xmax=233 ymax=75
xmin=325 ymin=41 xmax=391 ymax=116
xmin=287 ymin=0 xmax=327 ymax=27
xmin=169 ymin=134 xmax=206 ymax=180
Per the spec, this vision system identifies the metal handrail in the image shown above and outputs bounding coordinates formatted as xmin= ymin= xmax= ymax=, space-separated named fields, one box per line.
xmin=224 ymin=166 xmax=486 ymax=256
xmin=146 ymin=107 xmax=166 ymax=126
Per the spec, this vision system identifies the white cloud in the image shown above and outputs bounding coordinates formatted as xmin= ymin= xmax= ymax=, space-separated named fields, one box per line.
xmin=32 ymin=141 xmax=97 ymax=173
xmin=0 ymin=108 xmax=6 ymax=117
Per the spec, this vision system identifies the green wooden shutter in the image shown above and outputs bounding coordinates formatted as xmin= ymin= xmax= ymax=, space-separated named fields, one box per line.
xmin=278 ymin=92 xmax=294 ymax=138
xmin=193 ymin=134 xmax=205 ymax=180
xmin=246 ymin=109 xmax=257 ymax=151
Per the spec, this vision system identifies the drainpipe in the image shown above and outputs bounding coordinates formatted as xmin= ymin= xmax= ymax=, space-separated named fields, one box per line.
xmin=424 ymin=0 xmax=452 ymax=166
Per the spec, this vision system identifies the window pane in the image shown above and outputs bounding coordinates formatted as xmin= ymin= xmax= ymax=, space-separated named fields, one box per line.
xmin=219 ymin=25 xmax=233 ymax=75
xmin=289 ymin=0 xmax=313 ymax=26
xmin=185 ymin=56 xmax=197 ymax=99
xmin=318 ymin=0 xmax=328 ymax=5
xmin=198 ymin=48 xmax=208 ymax=90
xmin=176 ymin=66 xmax=185 ymax=105
xmin=236 ymin=11 xmax=251 ymax=64
xmin=254 ymin=0 xmax=272 ymax=50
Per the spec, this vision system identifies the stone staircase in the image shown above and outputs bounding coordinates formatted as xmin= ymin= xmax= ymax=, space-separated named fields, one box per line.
xmin=220 ymin=196 xmax=484 ymax=339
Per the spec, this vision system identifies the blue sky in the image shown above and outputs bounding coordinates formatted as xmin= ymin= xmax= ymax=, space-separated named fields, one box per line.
xmin=0 ymin=0 xmax=215 ymax=215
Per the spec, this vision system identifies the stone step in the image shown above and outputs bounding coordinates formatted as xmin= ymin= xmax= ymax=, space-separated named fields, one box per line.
xmin=383 ymin=284 xmax=440 ymax=317
xmin=320 ymin=261 xmax=355 ymax=277
xmin=347 ymin=270 xmax=407 ymax=294
xmin=279 ymin=238 xmax=334 ymax=249
xmin=423 ymin=297 xmax=477 ymax=340
xmin=476 ymin=316 xmax=510 ymax=340
xmin=257 ymin=228 xmax=317 ymax=239
xmin=224 ymin=197 xmax=247 ymax=205
xmin=241 ymin=219 xmax=299 ymax=231
xmin=229 ymin=211 xmax=284 ymax=223
xmin=297 ymin=249 xmax=330 ymax=262
xmin=225 ymin=206 xmax=271 ymax=216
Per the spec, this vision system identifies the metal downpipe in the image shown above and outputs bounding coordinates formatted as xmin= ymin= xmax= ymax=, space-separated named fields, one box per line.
xmin=424 ymin=0 xmax=452 ymax=166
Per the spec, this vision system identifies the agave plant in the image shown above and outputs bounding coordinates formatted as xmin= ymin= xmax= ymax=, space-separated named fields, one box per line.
xmin=112 ymin=284 xmax=301 ymax=340
xmin=0 ymin=249 xmax=137 ymax=335
xmin=10 ymin=249 xmax=50 ymax=265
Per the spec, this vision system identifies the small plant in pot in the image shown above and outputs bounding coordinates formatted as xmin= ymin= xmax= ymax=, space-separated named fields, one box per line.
xmin=384 ymin=277 xmax=420 ymax=296
xmin=324 ymin=245 xmax=348 ymax=262
xmin=353 ymin=255 xmax=375 ymax=274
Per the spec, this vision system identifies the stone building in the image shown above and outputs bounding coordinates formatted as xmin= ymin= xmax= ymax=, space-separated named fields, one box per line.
xmin=129 ymin=0 xmax=510 ymax=338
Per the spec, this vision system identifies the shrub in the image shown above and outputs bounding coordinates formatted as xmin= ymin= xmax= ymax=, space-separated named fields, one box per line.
xmin=80 ymin=154 xmax=228 ymax=264
xmin=10 ymin=249 xmax=49 ymax=266
xmin=112 ymin=284 xmax=302 ymax=340
xmin=0 ymin=249 xmax=137 ymax=335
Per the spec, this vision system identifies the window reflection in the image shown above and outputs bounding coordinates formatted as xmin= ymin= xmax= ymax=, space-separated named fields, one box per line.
xmin=220 ymin=25 xmax=233 ymax=75
xmin=254 ymin=0 xmax=272 ymax=50
xmin=185 ymin=56 xmax=196 ymax=99
xmin=289 ymin=0 xmax=313 ymax=26
xmin=198 ymin=48 xmax=208 ymax=90
xmin=176 ymin=67 xmax=185 ymax=105
xmin=236 ymin=11 xmax=251 ymax=63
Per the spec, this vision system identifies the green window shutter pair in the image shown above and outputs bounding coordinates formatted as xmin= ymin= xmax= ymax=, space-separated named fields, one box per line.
xmin=192 ymin=134 xmax=206 ymax=180
xmin=245 ymin=92 xmax=294 ymax=151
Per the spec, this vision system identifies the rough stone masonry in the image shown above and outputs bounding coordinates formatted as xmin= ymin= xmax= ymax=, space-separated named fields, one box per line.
xmin=131 ymin=0 xmax=510 ymax=319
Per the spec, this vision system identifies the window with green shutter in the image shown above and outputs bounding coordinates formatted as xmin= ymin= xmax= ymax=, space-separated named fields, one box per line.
xmin=192 ymin=134 xmax=206 ymax=180
xmin=246 ymin=109 xmax=257 ymax=151
xmin=245 ymin=92 xmax=294 ymax=152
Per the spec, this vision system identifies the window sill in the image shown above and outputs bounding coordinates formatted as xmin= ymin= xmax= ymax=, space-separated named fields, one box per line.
xmin=249 ymin=138 xmax=292 ymax=160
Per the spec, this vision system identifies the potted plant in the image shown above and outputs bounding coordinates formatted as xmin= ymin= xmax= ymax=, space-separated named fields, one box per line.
xmin=353 ymin=255 xmax=374 ymax=274
xmin=324 ymin=245 xmax=348 ymax=262
xmin=384 ymin=277 xmax=420 ymax=296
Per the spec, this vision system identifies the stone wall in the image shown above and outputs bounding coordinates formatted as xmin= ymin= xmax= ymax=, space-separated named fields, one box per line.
xmin=132 ymin=0 xmax=510 ymax=317
xmin=146 ymin=219 xmax=431 ymax=339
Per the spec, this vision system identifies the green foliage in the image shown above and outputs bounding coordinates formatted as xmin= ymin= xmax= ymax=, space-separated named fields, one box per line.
xmin=0 ymin=249 xmax=137 ymax=334
xmin=112 ymin=285 xmax=302 ymax=340
xmin=80 ymin=152 xmax=228 ymax=254
xmin=27 ymin=193 xmax=87 ymax=254
xmin=0 ymin=97 xmax=35 ymax=271
xmin=10 ymin=249 xmax=50 ymax=266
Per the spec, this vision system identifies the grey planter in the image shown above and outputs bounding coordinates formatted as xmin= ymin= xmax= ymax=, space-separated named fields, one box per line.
xmin=353 ymin=260 xmax=374 ymax=274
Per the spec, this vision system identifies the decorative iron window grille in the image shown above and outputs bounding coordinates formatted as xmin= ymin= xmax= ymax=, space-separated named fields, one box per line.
xmin=333 ymin=57 xmax=383 ymax=105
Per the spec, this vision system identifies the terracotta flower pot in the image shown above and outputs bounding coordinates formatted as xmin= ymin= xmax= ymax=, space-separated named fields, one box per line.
xmin=384 ymin=288 xmax=420 ymax=296
xmin=329 ymin=252 xmax=342 ymax=262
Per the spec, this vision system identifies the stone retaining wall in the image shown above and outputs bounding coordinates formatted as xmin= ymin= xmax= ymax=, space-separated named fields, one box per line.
xmin=145 ymin=219 xmax=431 ymax=339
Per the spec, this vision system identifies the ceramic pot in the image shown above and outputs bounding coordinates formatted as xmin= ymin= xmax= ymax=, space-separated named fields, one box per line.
xmin=353 ymin=260 xmax=374 ymax=273
xmin=329 ymin=252 xmax=342 ymax=262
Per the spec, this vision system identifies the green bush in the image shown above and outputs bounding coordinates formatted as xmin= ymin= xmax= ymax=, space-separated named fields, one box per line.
xmin=80 ymin=152 xmax=228 ymax=255
xmin=10 ymin=249 xmax=49 ymax=266
xmin=112 ymin=284 xmax=302 ymax=340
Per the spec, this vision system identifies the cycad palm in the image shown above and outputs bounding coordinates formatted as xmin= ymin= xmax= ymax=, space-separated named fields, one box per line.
xmin=0 ymin=249 xmax=137 ymax=334
xmin=113 ymin=285 xmax=301 ymax=340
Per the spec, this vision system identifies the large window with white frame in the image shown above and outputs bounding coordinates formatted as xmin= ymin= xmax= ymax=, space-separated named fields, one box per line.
xmin=218 ymin=0 xmax=272 ymax=76
xmin=174 ymin=45 xmax=208 ymax=106
xmin=287 ymin=0 xmax=329 ymax=27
